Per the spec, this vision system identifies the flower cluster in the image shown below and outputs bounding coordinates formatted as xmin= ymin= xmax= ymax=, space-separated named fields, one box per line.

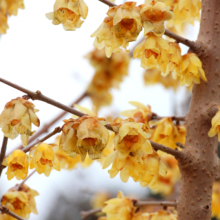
xmin=0 ymin=0 xmax=24 ymax=34
xmin=59 ymin=115 xmax=109 ymax=161
xmin=212 ymin=181 xmax=220 ymax=219
xmin=103 ymin=118 xmax=167 ymax=188
xmin=208 ymin=107 xmax=220 ymax=141
xmin=0 ymin=97 xmax=40 ymax=147
xmin=144 ymin=209 xmax=177 ymax=220
xmin=0 ymin=185 xmax=38 ymax=219
xmin=134 ymin=33 xmax=206 ymax=88
xmin=91 ymin=2 xmax=142 ymax=58
xmin=85 ymin=48 xmax=130 ymax=109
xmin=46 ymin=0 xmax=88 ymax=31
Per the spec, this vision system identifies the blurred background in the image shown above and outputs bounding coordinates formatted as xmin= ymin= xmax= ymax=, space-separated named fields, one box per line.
xmin=0 ymin=0 xmax=199 ymax=219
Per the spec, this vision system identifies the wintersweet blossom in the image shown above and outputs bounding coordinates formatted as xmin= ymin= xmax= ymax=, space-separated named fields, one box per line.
xmin=0 ymin=0 xmax=25 ymax=16
xmin=208 ymin=107 xmax=220 ymax=141
xmin=29 ymin=143 xmax=60 ymax=176
xmin=212 ymin=181 xmax=220 ymax=219
xmin=3 ymin=150 xmax=29 ymax=181
xmin=0 ymin=97 xmax=40 ymax=147
xmin=143 ymin=209 xmax=177 ymax=220
xmin=46 ymin=0 xmax=88 ymax=31
xmin=91 ymin=2 xmax=142 ymax=58
xmin=140 ymin=0 xmax=173 ymax=36
xmin=91 ymin=192 xmax=110 ymax=209
xmin=0 ymin=11 xmax=9 ymax=34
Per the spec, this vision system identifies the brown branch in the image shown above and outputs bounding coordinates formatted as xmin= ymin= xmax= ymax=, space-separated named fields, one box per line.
xmin=98 ymin=0 xmax=116 ymax=7
xmin=0 ymin=205 xmax=25 ymax=220
xmin=150 ymin=140 xmax=182 ymax=158
xmin=151 ymin=115 xmax=185 ymax=122
xmin=13 ymin=170 xmax=36 ymax=191
xmin=0 ymin=136 xmax=8 ymax=176
xmin=14 ymin=92 xmax=88 ymax=151
xmin=0 ymin=78 xmax=86 ymax=118
xmin=81 ymin=200 xmax=177 ymax=219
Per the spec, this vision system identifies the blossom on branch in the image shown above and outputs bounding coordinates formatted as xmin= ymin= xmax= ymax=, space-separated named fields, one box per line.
xmin=0 ymin=97 xmax=40 ymax=147
xmin=143 ymin=209 xmax=177 ymax=219
xmin=46 ymin=0 xmax=88 ymax=31
xmin=91 ymin=2 xmax=142 ymax=58
xmin=29 ymin=143 xmax=60 ymax=176
xmin=208 ymin=107 xmax=220 ymax=141
xmin=3 ymin=150 xmax=29 ymax=181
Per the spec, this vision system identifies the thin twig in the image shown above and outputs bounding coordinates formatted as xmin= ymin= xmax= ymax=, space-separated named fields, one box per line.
xmin=13 ymin=170 xmax=36 ymax=191
xmin=81 ymin=200 xmax=177 ymax=219
xmin=0 ymin=78 xmax=86 ymax=118
xmin=14 ymin=92 xmax=88 ymax=151
xmin=0 ymin=136 xmax=8 ymax=176
xmin=152 ymin=115 xmax=185 ymax=122
xmin=175 ymin=142 xmax=184 ymax=149
xmin=150 ymin=140 xmax=182 ymax=158
xmin=98 ymin=0 xmax=116 ymax=7
xmin=0 ymin=205 xmax=25 ymax=220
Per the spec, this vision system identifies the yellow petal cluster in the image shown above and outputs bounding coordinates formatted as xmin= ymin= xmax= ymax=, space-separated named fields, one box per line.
xmin=3 ymin=150 xmax=29 ymax=181
xmin=212 ymin=181 xmax=220 ymax=219
xmin=179 ymin=53 xmax=207 ymax=87
xmin=103 ymin=119 xmax=167 ymax=188
xmin=120 ymin=101 xmax=153 ymax=125
xmin=91 ymin=192 xmax=110 ymax=209
xmin=140 ymin=0 xmax=173 ymax=36
xmin=91 ymin=2 xmax=142 ymax=58
xmin=208 ymin=107 xmax=220 ymax=141
xmin=1 ymin=185 xmax=38 ymax=219
xmin=143 ymin=209 xmax=177 ymax=219
xmin=46 ymin=0 xmax=88 ymax=31
xmin=0 ymin=97 xmax=40 ymax=147
xmin=85 ymin=48 xmax=130 ymax=109
xmin=29 ymin=142 xmax=60 ymax=176
xmin=143 ymin=69 xmax=179 ymax=90
xmin=0 ymin=11 xmax=9 ymax=34
xmin=150 ymin=118 xmax=186 ymax=149
xmin=60 ymin=115 xmax=109 ymax=161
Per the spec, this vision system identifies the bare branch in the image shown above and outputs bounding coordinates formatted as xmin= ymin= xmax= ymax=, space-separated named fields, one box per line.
xmin=14 ymin=92 xmax=88 ymax=151
xmin=0 ymin=136 xmax=8 ymax=176
xmin=0 ymin=78 xmax=86 ymax=118
xmin=81 ymin=200 xmax=177 ymax=219
xmin=13 ymin=170 xmax=36 ymax=191
xmin=152 ymin=115 xmax=185 ymax=122
xmin=98 ymin=0 xmax=116 ymax=7
xmin=150 ymin=140 xmax=182 ymax=158
xmin=0 ymin=205 xmax=25 ymax=220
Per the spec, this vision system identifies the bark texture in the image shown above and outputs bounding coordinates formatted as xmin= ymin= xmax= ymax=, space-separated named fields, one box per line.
xmin=177 ymin=0 xmax=220 ymax=219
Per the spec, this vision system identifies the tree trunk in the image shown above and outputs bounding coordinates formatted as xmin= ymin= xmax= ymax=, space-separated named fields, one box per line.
xmin=177 ymin=0 xmax=220 ymax=219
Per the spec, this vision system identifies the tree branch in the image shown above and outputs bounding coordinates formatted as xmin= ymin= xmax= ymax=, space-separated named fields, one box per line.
xmin=98 ymin=0 xmax=116 ymax=7
xmin=150 ymin=140 xmax=182 ymax=158
xmin=0 ymin=78 xmax=86 ymax=118
xmin=0 ymin=136 xmax=8 ymax=176
xmin=151 ymin=115 xmax=185 ymax=122
xmin=81 ymin=200 xmax=177 ymax=219
xmin=0 ymin=205 xmax=25 ymax=220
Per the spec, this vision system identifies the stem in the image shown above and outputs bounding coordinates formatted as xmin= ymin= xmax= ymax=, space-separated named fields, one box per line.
xmin=0 ymin=137 xmax=8 ymax=176
xmin=0 ymin=205 xmax=25 ymax=220
xmin=150 ymin=140 xmax=182 ymax=158
xmin=0 ymin=78 xmax=86 ymax=118
xmin=14 ymin=92 xmax=88 ymax=151
xmin=98 ymin=0 xmax=116 ymax=7
xmin=151 ymin=116 xmax=185 ymax=122
xmin=81 ymin=208 xmax=102 ymax=220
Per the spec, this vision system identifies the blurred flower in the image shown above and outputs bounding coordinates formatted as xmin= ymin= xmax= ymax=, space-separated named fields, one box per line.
xmin=212 ymin=181 xmax=220 ymax=219
xmin=29 ymin=142 xmax=60 ymax=176
xmin=0 ymin=0 xmax=24 ymax=16
xmin=140 ymin=0 xmax=173 ymax=36
xmin=179 ymin=53 xmax=206 ymax=87
xmin=60 ymin=115 xmax=109 ymax=161
xmin=208 ymin=107 xmax=220 ymax=141
xmin=91 ymin=2 xmax=142 ymax=58
xmin=3 ymin=150 xmax=29 ymax=181
xmin=0 ymin=11 xmax=9 ymax=34
xmin=0 ymin=97 xmax=40 ymax=147
xmin=46 ymin=0 xmax=88 ymax=31
xmin=91 ymin=192 xmax=110 ymax=209
xmin=143 ymin=209 xmax=177 ymax=219
xmin=149 ymin=117 xmax=186 ymax=149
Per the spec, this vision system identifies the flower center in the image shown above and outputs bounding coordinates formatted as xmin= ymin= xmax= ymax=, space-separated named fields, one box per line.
xmin=11 ymin=163 xmax=23 ymax=171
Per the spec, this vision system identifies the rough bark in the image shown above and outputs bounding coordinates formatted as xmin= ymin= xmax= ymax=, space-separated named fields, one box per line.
xmin=177 ymin=0 xmax=220 ymax=219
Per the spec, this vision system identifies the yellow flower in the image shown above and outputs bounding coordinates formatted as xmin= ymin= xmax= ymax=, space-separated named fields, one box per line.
xmin=91 ymin=192 xmax=110 ymax=209
xmin=212 ymin=181 xmax=220 ymax=219
xmin=0 ymin=11 xmax=9 ymax=34
xmin=3 ymin=150 xmax=29 ymax=181
xmin=0 ymin=0 xmax=24 ymax=16
xmin=60 ymin=115 xmax=109 ymax=161
xmin=150 ymin=117 xmax=186 ymax=149
xmin=140 ymin=0 xmax=173 ymax=36
xmin=144 ymin=209 xmax=177 ymax=219
xmin=91 ymin=2 xmax=142 ymax=58
xmin=120 ymin=101 xmax=153 ymax=125
xmin=0 ymin=97 xmax=40 ymax=147
xmin=144 ymin=69 xmax=179 ymax=90
xmin=179 ymin=53 xmax=207 ymax=87
xmin=208 ymin=107 xmax=220 ymax=141
xmin=29 ymin=142 xmax=60 ymax=176
xmin=133 ymin=33 xmax=169 ymax=70
xmin=46 ymin=0 xmax=88 ymax=31
xmin=102 ymin=191 xmax=136 ymax=220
